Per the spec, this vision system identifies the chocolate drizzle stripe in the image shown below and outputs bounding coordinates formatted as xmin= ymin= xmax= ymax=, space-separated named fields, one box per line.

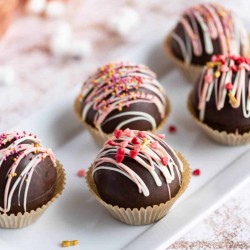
xmin=198 ymin=57 xmax=250 ymax=121
xmin=92 ymin=130 xmax=183 ymax=197
xmin=0 ymin=133 xmax=56 ymax=213
xmin=172 ymin=4 xmax=249 ymax=64
xmin=79 ymin=62 xmax=166 ymax=132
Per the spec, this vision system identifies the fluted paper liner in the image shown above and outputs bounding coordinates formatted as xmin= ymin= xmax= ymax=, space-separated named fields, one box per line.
xmin=74 ymin=95 xmax=171 ymax=147
xmin=164 ymin=31 xmax=203 ymax=84
xmin=86 ymin=152 xmax=191 ymax=225
xmin=0 ymin=161 xmax=66 ymax=229
xmin=187 ymin=93 xmax=250 ymax=145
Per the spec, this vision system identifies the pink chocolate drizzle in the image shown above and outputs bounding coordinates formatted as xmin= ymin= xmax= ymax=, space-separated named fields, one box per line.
xmin=0 ymin=131 xmax=56 ymax=214
xmin=79 ymin=62 xmax=166 ymax=132
xmin=172 ymin=3 xmax=249 ymax=64
xmin=197 ymin=55 xmax=250 ymax=121
xmin=92 ymin=129 xmax=183 ymax=198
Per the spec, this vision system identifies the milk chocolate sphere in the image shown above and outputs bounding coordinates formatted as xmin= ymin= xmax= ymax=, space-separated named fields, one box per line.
xmin=170 ymin=3 xmax=249 ymax=65
xmin=92 ymin=129 xmax=183 ymax=209
xmin=192 ymin=55 xmax=250 ymax=133
xmin=76 ymin=62 xmax=168 ymax=134
xmin=0 ymin=131 xmax=57 ymax=215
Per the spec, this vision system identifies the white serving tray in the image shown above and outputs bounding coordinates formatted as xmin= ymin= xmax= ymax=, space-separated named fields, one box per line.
xmin=1 ymin=42 xmax=250 ymax=250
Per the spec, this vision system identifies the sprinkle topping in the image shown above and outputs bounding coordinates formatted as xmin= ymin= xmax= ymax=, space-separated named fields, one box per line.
xmin=92 ymin=130 xmax=184 ymax=197
xmin=79 ymin=62 xmax=167 ymax=133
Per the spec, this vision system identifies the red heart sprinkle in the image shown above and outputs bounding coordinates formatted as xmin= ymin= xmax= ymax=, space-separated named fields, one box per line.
xmin=131 ymin=137 xmax=140 ymax=144
xmin=231 ymin=65 xmax=238 ymax=73
xmin=117 ymin=147 xmax=125 ymax=155
xmin=108 ymin=140 xmax=117 ymax=146
xmin=114 ymin=129 xmax=123 ymax=139
xmin=225 ymin=82 xmax=233 ymax=91
xmin=168 ymin=125 xmax=176 ymax=133
xmin=236 ymin=58 xmax=244 ymax=65
xmin=192 ymin=169 xmax=201 ymax=176
xmin=115 ymin=154 xmax=124 ymax=163
xmin=138 ymin=131 xmax=146 ymax=138
xmin=161 ymin=157 xmax=168 ymax=166
xmin=130 ymin=150 xmax=138 ymax=159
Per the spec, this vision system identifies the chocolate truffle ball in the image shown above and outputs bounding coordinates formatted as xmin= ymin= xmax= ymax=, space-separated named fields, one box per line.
xmin=0 ymin=131 xmax=57 ymax=215
xmin=76 ymin=62 xmax=168 ymax=134
xmin=192 ymin=54 xmax=250 ymax=134
xmin=170 ymin=3 xmax=249 ymax=65
xmin=92 ymin=129 xmax=183 ymax=209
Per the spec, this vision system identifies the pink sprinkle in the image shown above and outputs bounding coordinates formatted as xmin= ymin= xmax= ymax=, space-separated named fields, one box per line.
xmin=204 ymin=74 xmax=213 ymax=83
xmin=161 ymin=157 xmax=168 ymax=166
xmin=77 ymin=169 xmax=86 ymax=177
xmin=150 ymin=141 xmax=159 ymax=149
xmin=134 ymin=144 xmax=141 ymax=151
xmin=124 ymin=128 xmax=133 ymax=137
xmin=157 ymin=134 xmax=165 ymax=139
xmin=220 ymin=65 xmax=229 ymax=72
xmin=120 ymin=140 xmax=128 ymax=148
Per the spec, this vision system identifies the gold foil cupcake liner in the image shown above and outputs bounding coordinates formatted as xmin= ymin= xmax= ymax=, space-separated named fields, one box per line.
xmin=164 ymin=31 xmax=203 ymax=84
xmin=187 ymin=93 xmax=250 ymax=145
xmin=0 ymin=161 xmax=66 ymax=229
xmin=86 ymin=152 xmax=191 ymax=225
xmin=74 ymin=95 xmax=171 ymax=147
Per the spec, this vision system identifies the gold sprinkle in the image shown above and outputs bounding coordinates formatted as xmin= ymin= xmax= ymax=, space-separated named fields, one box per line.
xmin=214 ymin=71 xmax=221 ymax=78
xmin=228 ymin=92 xmax=238 ymax=106
xmin=206 ymin=61 xmax=221 ymax=68
xmin=62 ymin=240 xmax=79 ymax=248
xmin=141 ymin=138 xmax=150 ymax=149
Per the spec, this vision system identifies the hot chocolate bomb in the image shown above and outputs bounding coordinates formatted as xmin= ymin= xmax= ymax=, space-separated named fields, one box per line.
xmin=92 ymin=129 xmax=183 ymax=209
xmin=77 ymin=62 xmax=168 ymax=134
xmin=0 ymin=132 xmax=57 ymax=215
xmin=192 ymin=55 xmax=250 ymax=134
xmin=170 ymin=3 xmax=249 ymax=65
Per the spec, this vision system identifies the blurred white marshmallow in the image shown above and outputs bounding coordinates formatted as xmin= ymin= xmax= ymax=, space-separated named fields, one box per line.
xmin=0 ymin=66 xmax=15 ymax=86
xmin=49 ymin=22 xmax=72 ymax=58
xmin=107 ymin=7 xmax=139 ymax=36
xmin=46 ymin=1 xmax=66 ymax=19
xmin=71 ymin=40 xmax=92 ymax=59
xmin=26 ymin=0 xmax=46 ymax=15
